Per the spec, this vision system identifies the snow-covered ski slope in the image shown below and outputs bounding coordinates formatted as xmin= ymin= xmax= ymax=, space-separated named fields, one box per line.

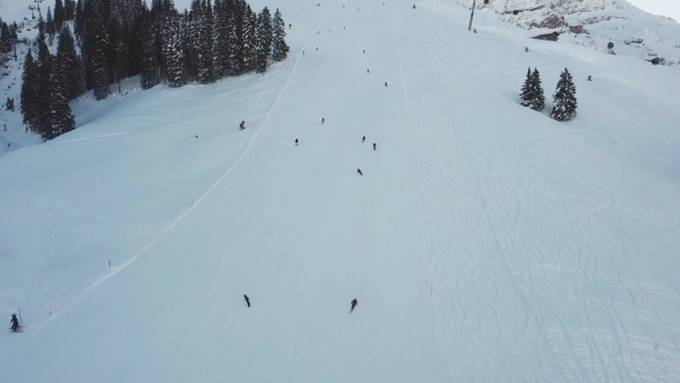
xmin=2 ymin=0 xmax=680 ymax=381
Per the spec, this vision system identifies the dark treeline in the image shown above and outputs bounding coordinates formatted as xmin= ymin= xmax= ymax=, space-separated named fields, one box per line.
xmin=21 ymin=0 xmax=289 ymax=140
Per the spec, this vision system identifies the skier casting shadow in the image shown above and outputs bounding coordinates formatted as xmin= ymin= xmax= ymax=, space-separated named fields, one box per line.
xmin=9 ymin=314 xmax=20 ymax=333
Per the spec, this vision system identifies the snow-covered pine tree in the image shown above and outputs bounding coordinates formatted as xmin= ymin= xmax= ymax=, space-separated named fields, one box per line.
xmin=35 ymin=37 xmax=54 ymax=135
xmin=211 ymin=0 xmax=229 ymax=79
xmin=54 ymin=0 xmax=65 ymax=30
xmin=56 ymin=25 xmax=84 ymax=100
xmin=45 ymin=65 xmax=76 ymax=139
xmin=65 ymin=0 xmax=76 ymax=20
xmin=162 ymin=12 xmax=185 ymax=87
xmin=519 ymin=68 xmax=533 ymax=108
xmin=531 ymin=68 xmax=545 ymax=111
xmin=226 ymin=11 xmax=240 ymax=74
xmin=46 ymin=7 xmax=56 ymax=37
xmin=0 ymin=22 xmax=12 ymax=53
xmin=141 ymin=19 xmax=161 ymax=89
xmin=91 ymin=19 xmax=111 ymax=100
xmin=551 ymin=68 xmax=577 ymax=121
xmin=271 ymin=8 xmax=288 ymax=62
xmin=254 ymin=7 xmax=272 ymax=73
xmin=240 ymin=5 xmax=257 ymax=72
xmin=197 ymin=0 xmax=214 ymax=83
xmin=20 ymin=50 xmax=39 ymax=130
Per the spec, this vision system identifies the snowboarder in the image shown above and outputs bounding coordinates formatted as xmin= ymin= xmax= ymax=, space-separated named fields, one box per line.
xmin=372 ymin=142 xmax=377 ymax=151
xmin=362 ymin=136 xmax=366 ymax=143
xmin=294 ymin=138 xmax=299 ymax=145
xmin=349 ymin=298 xmax=358 ymax=313
xmin=321 ymin=117 xmax=325 ymax=124
xmin=243 ymin=294 xmax=251 ymax=308
xmin=357 ymin=168 xmax=363 ymax=176
xmin=239 ymin=120 xmax=246 ymax=130
xmin=10 ymin=313 xmax=19 ymax=332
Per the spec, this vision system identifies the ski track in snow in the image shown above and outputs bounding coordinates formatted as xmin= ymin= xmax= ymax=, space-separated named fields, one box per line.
xmin=45 ymin=52 xmax=302 ymax=325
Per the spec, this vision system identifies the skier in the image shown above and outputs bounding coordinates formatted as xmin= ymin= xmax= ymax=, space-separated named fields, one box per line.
xmin=366 ymin=68 xmax=370 ymax=73
xmin=372 ymin=142 xmax=377 ymax=151
xmin=412 ymin=4 xmax=416 ymax=9
xmin=362 ymin=136 xmax=366 ymax=143
xmin=525 ymin=47 xmax=529 ymax=53
xmin=294 ymin=138 xmax=299 ymax=145
xmin=349 ymin=298 xmax=358 ymax=313
xmin=321 ymin=117 xmax=325 ymax=124
xmin=239 ymin=120 xmax=246 ymax=130
xmin=10 ymin=313 xmax=19 ymax=332
xmin=384 ymin=82 xmax=388 ymax=87
xmin=587 ymin=75 xmax=593 ymax=81
xmin=357 ymin=168 xmax=363 ymax=176
xmin=243 ymin=294 xmax=251 ymax=308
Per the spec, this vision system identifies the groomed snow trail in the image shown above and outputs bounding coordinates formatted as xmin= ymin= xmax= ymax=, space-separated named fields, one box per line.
xmin=2 ymin=0 xmax=680 ymax=382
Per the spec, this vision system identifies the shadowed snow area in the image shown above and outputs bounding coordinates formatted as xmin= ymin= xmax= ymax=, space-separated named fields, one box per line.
xmin=2 ymin=0 xmax=680 ymax=382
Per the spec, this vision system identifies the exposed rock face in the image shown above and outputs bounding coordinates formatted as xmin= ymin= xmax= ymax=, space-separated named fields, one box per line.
xmin=462 ymin=0 xmax=680 ymax=65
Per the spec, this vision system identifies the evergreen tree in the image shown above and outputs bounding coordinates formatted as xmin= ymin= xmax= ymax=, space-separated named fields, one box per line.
xmin=211 ymin=0 xmax=229 ymax=79
xmin=225 ymin=11 xmax=239 ymax=74
xmin=56 ymin=25 xmax=84 ymax=100
xmin=46 ymin=7 xmax=55 ymax=36
xmin=45 ymin=66 xmax=76 ymax=139
xmin=254 ymin=7 xmax=272 ymax=73
xmin=20 ymin=50 xmax=38 ymax=129
xmin=519 ymin=67 xmax=544 ymax=111
xmin=531 ymin=68 xmax=545 ymax=111
xmin=197 ymin=0 xmax=214 ymax=83
xmin=271 ymin=8 xmax=288 ymax=62
xmin=140 ymin=18 xmax=161 ymax=89
xmin=240 ymin=6 xmax=257 ymax=72
xmin=35 ymin=38 xmax=54 ymax=134
xmin=0 ymin=22 xmax=12 ymax=53
xmin=92 ymin=19 xmax=111 ymax=100
xmin=162 ymin=11 xmax=184 ymax=87
xmin=551 ymin=68 xmax=577 ymax=121
xmin=65 ymin=0 xmax=77 ymax=20
xmin=54 ymin=0 xmax=65 ymax=30
xmin=519 ymin=68 xmax=533 ymax=108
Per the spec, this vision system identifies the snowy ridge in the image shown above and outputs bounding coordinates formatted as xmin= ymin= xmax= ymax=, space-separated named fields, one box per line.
xmin=462 ymin=0 xmax=680 ymax=65
xmin=2 ymin=0 xmax=680 ymax=382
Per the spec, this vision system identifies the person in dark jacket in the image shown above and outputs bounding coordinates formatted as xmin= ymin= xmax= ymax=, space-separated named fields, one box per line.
xmin=239 ymin=120 xmax=246 ymax=130
xmin=243 ymin=294 xmax=251 ymax=308
xmin=362 ymin=136 xmax=366 ymax=143
xmin=357 ymin=168 xmax=363 ymax=176
xmin=350 ymin=298 xmax=358 ymax=313
xmin=10 ymin=314 xmax=20 ymax=332
xmin=372 ymin=143 xmax=377 ymax=151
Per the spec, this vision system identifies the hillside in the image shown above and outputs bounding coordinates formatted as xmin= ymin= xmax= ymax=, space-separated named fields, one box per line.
xmin=2 ymin=0 xmax=680 ymax=382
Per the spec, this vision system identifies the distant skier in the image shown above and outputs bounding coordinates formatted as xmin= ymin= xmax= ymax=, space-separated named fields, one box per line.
xmin=321 ymin=117 xmax=325 ymax=124
xmin=239 ymin=120 xmax=246 ymax=130
xmin=243 ymin=294 xmax=251 ymax=308
xmin=366 ymin=68 xmax=370 ymax=73
xmin=362 ymin=136 xmax=366 ymax=143
xmin=525 ymin=47 xmax=529 ymax=53
xmin=357 ymin=168 xmax=363 ymax=176
xmin=412 ymin=4 xmax=416 ymax=9
xmin=349 ymin=298 xmax=358 ymax=313
xmin=9 ymin=313 xmax=20 ymax=332
xmin=587 ymin=75 xmax=593 ymax=81
xmin=295 ymin=138 xmax=299 ymax=145
xmin=384 ymin=82 xmax=388 ymax=87
xmin=372 ymin=143 xmax=377 ymax=151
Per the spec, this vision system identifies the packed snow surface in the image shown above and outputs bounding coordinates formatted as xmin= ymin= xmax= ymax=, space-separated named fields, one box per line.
xmin=2 ymin=0 xmax=680 ymax=382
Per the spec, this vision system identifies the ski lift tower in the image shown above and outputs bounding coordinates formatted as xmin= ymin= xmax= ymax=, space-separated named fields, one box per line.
xmin=468 ymin=0 xmax=477 ymax=31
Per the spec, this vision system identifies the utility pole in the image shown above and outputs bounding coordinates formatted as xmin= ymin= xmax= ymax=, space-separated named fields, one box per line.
xmin=468 ymin=0 xmax=477 ymax=31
